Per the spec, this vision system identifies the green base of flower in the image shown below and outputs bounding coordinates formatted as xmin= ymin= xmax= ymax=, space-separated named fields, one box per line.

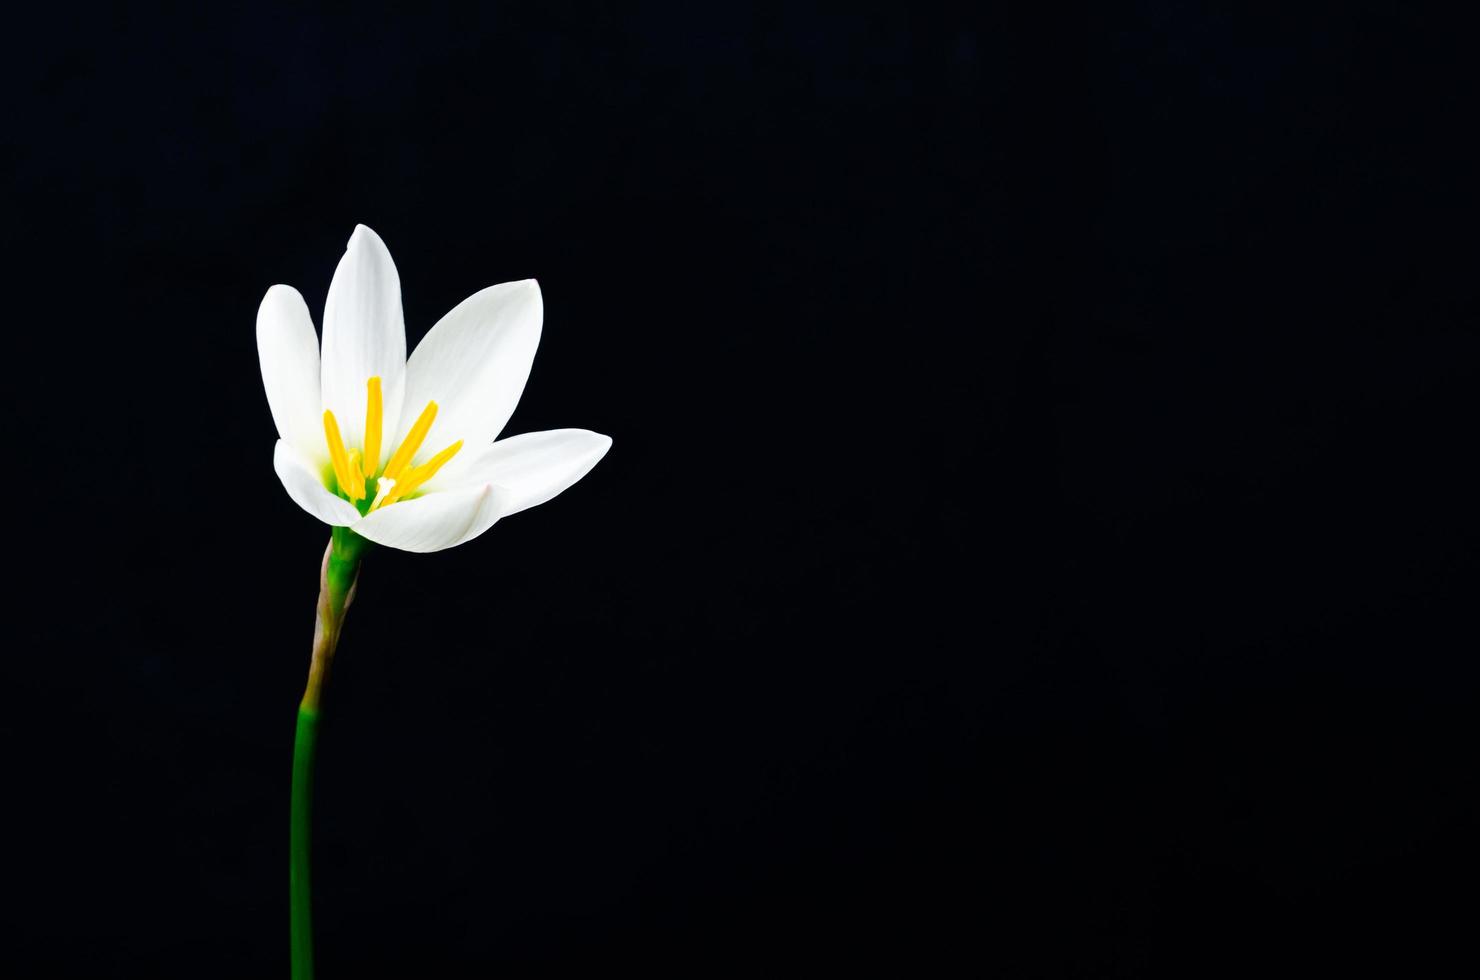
xmin=329 ymin=525 xmax=371 ymax=588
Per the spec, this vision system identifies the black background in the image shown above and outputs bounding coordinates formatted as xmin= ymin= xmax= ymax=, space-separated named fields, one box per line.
xmin=7 ymin=3 xmax=1479 ymax=976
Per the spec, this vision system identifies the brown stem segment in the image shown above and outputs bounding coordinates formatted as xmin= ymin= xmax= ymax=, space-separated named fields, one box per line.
xmin=301 ymin=533 xmax=363 ymax=711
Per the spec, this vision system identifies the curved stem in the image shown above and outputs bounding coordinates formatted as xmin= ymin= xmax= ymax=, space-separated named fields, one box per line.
xmin=291 ymin=528 xmax=368 ymax=980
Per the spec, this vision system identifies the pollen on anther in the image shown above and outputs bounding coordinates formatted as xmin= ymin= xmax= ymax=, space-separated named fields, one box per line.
xmin=382 ymin=439 xmax=463 ymax=506
xmin=363 ymin=377 xmax=383 ymax=478
xmin=323 ymin=410 xmax=360 ymax=501
xmin=383 ymin=400 xmax=439 ymax=482
xmin=344 ymin=449 xmax=366 ymax=501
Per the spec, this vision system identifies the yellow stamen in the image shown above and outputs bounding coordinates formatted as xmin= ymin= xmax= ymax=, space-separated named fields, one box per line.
xmin=381 ymin=440 xmax=463 ymax=507
xmin=362 ymin=376 xmax=383 ymax=478
xmin=322 ymin=410 xmax=361 ymax=500
xmin=383 ymin=400 xmax=439 ymax=481
xmin=345 ymin=450 xmax=366 ymax=501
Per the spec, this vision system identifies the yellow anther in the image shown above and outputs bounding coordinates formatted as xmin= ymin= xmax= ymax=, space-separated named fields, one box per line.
xmin=362 ymin=376 xmax=383 ymax=478
xmin=322 ymin=410 xmax=361 ymax=500
xmin=383 ymin=400 xmax=439 ymax=481
xmin=344 ymin=450 xmax=366 ymax=501
xmin=382 ymin=440 xmax=463 ymax=506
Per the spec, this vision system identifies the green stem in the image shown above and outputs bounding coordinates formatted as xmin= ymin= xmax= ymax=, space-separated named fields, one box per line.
xmin=291 ymin=528 xmax=369 ymax=980
xmin=290 ymin=706 xmax=319 ymax=980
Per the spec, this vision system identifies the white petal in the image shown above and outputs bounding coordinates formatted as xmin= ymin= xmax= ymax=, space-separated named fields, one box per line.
xmin=392 ymin=280 xmax=542 ymax=476
xmin=320 ymin=225 xmax=407 ymax=467
xmin=351 ymin=484 xmax=508 ymax=553
xmin=273 ymin=440 xmax=361 ymax=526
xmin=430 ymin=428 xmax=612 ymax=517
xmin=256 ymin=285 xmax=323 ymax=463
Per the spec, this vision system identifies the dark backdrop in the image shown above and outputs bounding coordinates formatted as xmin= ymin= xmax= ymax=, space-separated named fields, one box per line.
xmin=6 ymin=3 xmax=1478 ymax=976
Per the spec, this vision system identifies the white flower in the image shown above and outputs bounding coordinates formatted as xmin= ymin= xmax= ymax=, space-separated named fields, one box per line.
xmin=257 ymin=225 xmax=611 ymax=553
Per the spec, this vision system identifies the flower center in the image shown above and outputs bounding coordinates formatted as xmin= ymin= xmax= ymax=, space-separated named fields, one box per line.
xmin=323 ymin=376 xmax=462 ymax=514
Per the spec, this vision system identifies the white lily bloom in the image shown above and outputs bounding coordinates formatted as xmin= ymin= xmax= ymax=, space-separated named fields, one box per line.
xmin=257 ymin=225 xmax=611 ymax=553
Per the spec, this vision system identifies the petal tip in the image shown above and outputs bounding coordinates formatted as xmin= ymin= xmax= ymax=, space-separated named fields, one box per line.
xmin=258 ymin=284 xmax=306 ymax=318
xmin=348 ymin=223 xmax=385 ymax=249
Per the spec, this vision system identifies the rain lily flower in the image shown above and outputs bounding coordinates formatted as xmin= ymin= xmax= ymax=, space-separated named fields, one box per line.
xmin=258 ymin=225 xmax=610 ymax=980
xmin=257 ymin=224 xmax=611 ymax=553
